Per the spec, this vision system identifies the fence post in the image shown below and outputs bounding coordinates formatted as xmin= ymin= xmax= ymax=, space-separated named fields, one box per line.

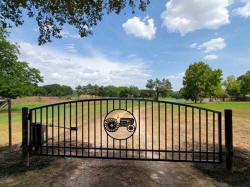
xmin=8 ymin=99 xmax=12 ymax=148
xmin=225 ymin=109 xmax=233 ymax=172
xmin=22 ymin=107 xmax=30 ymax=167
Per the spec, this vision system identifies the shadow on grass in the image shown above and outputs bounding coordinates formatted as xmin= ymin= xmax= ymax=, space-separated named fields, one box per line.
xmin=191 ymin=147 xmax=250 ymax=186
xmin=0 ymin=144 xmax=58 ymax=178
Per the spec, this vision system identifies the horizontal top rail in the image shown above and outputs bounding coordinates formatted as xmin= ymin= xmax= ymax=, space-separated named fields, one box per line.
xmin=29 ymin=98 xmax=221 ymax=113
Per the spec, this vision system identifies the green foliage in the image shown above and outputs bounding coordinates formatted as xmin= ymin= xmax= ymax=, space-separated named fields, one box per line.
xmin=38 ymin=84 xmax=73 ymax=96
xmin=223 ymin=75 xmax=241 ymax=96
xmin=182 ymin=62 xmax=223 ymax=103
xmin=238 ymin=71 xmax=250 ymax=96
xmin=74 ymin=84 xmax=141 ymax=98
xmin=169 ymin=90 xmax=183 ymax=99
xmin=139 ymin=89 xmax=151 ymax=98
xmin=129 ymin=85 xmax=140 ymax=98
xmin=0 ymin=27 xmax=43 ymax=99
xmin=146 ymin=78 xmax=173 ymax=100
xmin=0 ymin=0 xmax=150 ymax=45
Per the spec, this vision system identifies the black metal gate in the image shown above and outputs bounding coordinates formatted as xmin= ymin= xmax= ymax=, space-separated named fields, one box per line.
xmin=27 ymin=98 xmax=222 ymax=163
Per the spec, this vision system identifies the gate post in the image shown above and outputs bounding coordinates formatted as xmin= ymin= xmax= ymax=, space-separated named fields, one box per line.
xmin=225 ymin=109 xmax=233 ymax=172
xmin=8 ymin=99 xmax=12 ymax=148
xmin=22 ymin=107 xmax=30 ymax=167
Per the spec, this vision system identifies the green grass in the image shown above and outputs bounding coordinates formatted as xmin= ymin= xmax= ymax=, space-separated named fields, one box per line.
xmin=191 ymin=102 xmax=250 ymax=111
xmin=0 ymin=103 xmax=46 ymax=112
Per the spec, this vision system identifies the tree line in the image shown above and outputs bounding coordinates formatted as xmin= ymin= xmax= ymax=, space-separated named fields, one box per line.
xmin=181 ymin=62 xmax=250 ymax=103
xmin=74 ymin=79 xmax=173 ymax=99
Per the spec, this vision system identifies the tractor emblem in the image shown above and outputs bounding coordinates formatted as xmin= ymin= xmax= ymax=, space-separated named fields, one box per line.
xmin=104 ymin=109 xmax=137 ymax=140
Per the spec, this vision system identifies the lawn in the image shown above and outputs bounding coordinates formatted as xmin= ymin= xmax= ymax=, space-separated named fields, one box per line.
xmin=191 ymin=102 xmax=250 ymax=111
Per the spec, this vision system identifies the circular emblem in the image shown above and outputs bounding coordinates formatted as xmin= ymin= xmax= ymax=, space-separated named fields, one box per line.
xmin=104 ymin=109 xmax=137 ymax=140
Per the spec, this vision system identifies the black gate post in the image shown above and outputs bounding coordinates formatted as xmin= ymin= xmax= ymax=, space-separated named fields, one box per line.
xmin=225 ymin=109 xmax=233 ymax=172
xmin=22 ymin=107 xmax=30 ymax=167
xmin=8 ymin=99 xmax=12 ymax=148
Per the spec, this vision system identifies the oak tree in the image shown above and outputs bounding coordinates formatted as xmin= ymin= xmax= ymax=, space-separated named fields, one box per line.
xmin=0 ymin=0 xmax=150 ymax=45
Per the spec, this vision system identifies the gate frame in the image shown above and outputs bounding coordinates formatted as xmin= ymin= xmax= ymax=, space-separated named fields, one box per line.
xmin=21 ymin=98 xmax=232 ymax=169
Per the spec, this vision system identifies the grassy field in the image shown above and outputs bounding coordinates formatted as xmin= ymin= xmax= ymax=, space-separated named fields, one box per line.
xmin=0 ymin=97 xmax=250 ymax=186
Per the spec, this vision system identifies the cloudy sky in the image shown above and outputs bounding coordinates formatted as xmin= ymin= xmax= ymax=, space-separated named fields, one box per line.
xmin=9 ymin=0 xmax=250 ymax=90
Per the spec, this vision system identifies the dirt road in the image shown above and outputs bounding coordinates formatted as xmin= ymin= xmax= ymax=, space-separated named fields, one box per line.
xmin=63 ymin=158 xmax=217 ymax=187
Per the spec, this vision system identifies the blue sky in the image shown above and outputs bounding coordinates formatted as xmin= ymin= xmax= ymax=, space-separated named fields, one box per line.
xmin=9 ymin=0 xmax=250 ymax=90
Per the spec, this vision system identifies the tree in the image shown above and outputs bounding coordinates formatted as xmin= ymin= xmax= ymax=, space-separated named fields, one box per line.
xmin=0 ymin=28 xmax=43 ymax=98
xmin=119 ymin=87 xmax=130 ymax=97
xmin=129 ymin=85 xmax=140 ymax=98
xmin=223 ymin=76 xmax=241 ymax=96
xmin=0 ymin=0 xmax=150 ymax=45
xmin=238 ymin=71 xmax=250 ymax=96
xmin=75 ymin=85 xmax=83 ymax=98
xmin=146 ymin=79 xmax=154 ymax=97
xmin=182 ymin=62 xmax=222 ymax=103
xmin=145 ymin=78 xmax=172 ymax=100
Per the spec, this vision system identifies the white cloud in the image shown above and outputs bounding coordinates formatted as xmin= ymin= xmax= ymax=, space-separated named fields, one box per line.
xmin=203 ymin=55 xmax=218 ymax=60
xmin=233 ymin=0 xmax=250 ymax=18
xmin=64 ymin=44 xmax=77 ymax=53
xmin=161 ymin=0 xmax=232 ymax=35
xmin=190 ymin=43 xmax=198 ymax=48
xmin=122 ymin=16 xmax=156 ymax=40
xmin=166 ymin=72 xmax=185 ymax=91
xmin=191 ymin=37 xmax=226 ymax=53
xmin=18 ymin=42 xmax=150 ymax=88
xmin=60 ymin=30 xmax=81 ymax=39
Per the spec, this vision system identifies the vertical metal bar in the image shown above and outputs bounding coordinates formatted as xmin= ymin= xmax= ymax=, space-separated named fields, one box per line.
xmin=69 ymin=103 xmax=71 ymax=156
xmin=82 ymin=102 xmax=84 ymax=156
xmin=132 ymin=99 xmax=134 ymax=158
xmin=46 ymin=107 xmax=48 ymax=154
xmin=218 ymin=112 xmax=222 ymax=162
xmin=206 ymin=110 xmax=208 ymax=161
xmin=76 ymin=102 xmax=78 ymax=156
xmin=63 ymin=104 xmax=65 ymax=156
xmin=178 ymin=105 xmax=180 ymax=160
xmin=119 ymin=103 xmax=121 ymax=157
xmin=213 ymin=112 xmax=215 ymax=162
xmin=199 ymin=109 xmax=201 ymax=161
xmin=185 ymin=106 xmax=187 ymax=160
xmin=113 ymin=99 xmax=115 ymax=158
xmin=139 ymin=100 xmax=141 ymax=159
xmin=171 ymin=104 xmax=174 ymax=160
xmin=58 ymin=105 xmax=60 ymax=155
xmin=158 ymin=102 xmax=160 ymax=159
xmin=119 ymin=140 xmax=121 ymax=158
xmin=22 ymin=107 xmax=29 ymax=166
xmin=100 ymin=100 xmax=102 ymax=157
xmin=152 ymin=101 xmax=154 ymax=159
xmin=165 ymin=103 xmax=167 ymax=159
xmin=192 ymin=108 xmax=194 ymax=161
xmin=225 ymin=110 xmax=233 ymax=172
xmin=88 ymin=101 xmax=90 ymax=157
xmin=126 ymin=99 xmax=128 ymax=158
xmin=30 ymin=110 xmax=32 ymax=153
xmin=51 ymin=106 xmax=54 ymax=155
xmin=145 ymin=101 xmax=147 ymax=159
xmin=94 ymin=101 xmax=96 ymax=157
xmin=40 ymin=108 xmax=42 ymax=154
xmin=8 ymin=99 xmax=12 ymax=148
xmin=35 ymin=109 xmax=37 ymax=150
xmin=107 ymin=100 xmax=109 ymax=158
